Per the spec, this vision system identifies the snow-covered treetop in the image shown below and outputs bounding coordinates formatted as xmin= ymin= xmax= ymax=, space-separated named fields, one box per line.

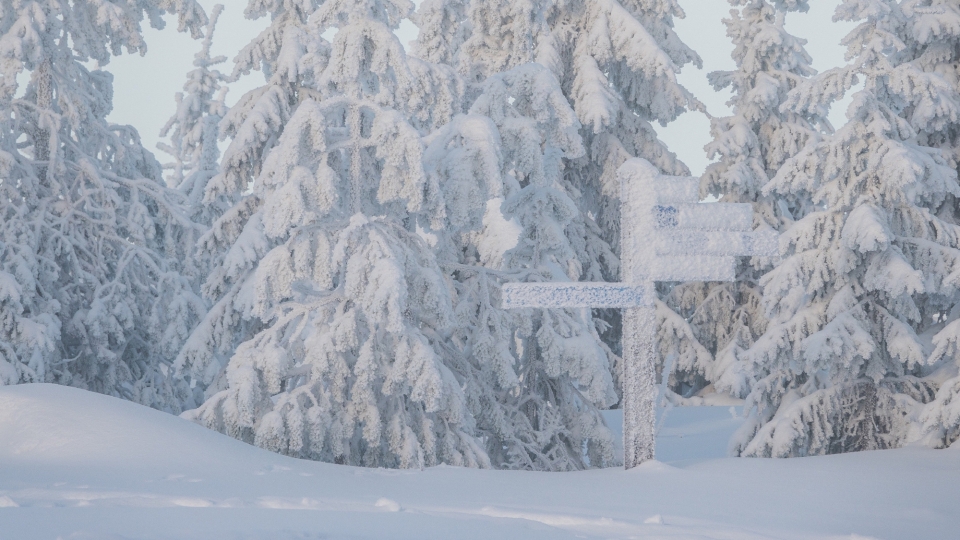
xmin=313 ymin=0 xmax=416 ymax=100
xmin=0 ymin=0 xmax=206 ymax=76
xmin=774 ymin=0 xmax=960 ymax=215
xmin=703 ymin=0 xmax=825 ymax=212
xmin=707 ymin=0 xmax=814 ymax=116
xmin=314 ymin=0 xmax=461 ymax=131
xmin=159 ymin=4 xmax=229 ymax=195
xmin=205 ymin=0 xmax=328 ymax=203
xmin=785 ymin=0 xmax=960 ymax=137
xmin=566 ymin=0 xmax=702 ymax=132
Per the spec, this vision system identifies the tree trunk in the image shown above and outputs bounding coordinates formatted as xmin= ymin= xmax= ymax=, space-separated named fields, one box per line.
xmin=35 ymin=59 xmax=52 ymax=184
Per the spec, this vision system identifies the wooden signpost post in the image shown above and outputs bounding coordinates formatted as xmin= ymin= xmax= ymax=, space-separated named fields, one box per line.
xmin=501 ymin=158 xmax=779 ymax=469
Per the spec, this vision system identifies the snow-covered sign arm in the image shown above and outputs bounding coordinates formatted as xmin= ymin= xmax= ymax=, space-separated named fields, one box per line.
xmin=501 ymin=282 xmax=653 ymax=309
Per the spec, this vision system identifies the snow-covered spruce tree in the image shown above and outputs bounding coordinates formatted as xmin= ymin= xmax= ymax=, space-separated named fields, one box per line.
xmin=414 ymin=0 xmax=621 ymax=468
xmin=174 ymin=0 xmax=329 ymax=390
xmin=661 ymin=0 xmax=826 ymax=400
xmin=176 ymin=0 xmax=462 ymax=391
xmin=426 ymin=64 xmax=619 ymax=470
xmin=181 ymin=0 xmax=488 ymax=468
xmin=420 ymin=0 xmax=704 ymax=401
xmin=734 ymin=0 xmax=960 ymax=457
xmin=0 ymin=1 xmax=208 ymax=411
xmin=158 ymin=3 xmax=231 ymax=231
xmin=892 ymin=0 xmax=960 ymax=449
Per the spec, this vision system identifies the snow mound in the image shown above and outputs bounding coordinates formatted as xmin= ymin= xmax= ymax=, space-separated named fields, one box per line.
xmin=0 ymin=384 xmax=259 ymax=468
xmin=1 ymin=384 xmax=958 ymax=540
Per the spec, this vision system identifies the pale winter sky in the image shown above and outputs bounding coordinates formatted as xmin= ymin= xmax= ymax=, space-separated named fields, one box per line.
xmin=107 ymin=1 xmax=856 ymax=178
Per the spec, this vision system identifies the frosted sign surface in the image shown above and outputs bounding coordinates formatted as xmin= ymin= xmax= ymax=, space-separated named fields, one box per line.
xmin=501 ymin=282 xmax=653 ymax=309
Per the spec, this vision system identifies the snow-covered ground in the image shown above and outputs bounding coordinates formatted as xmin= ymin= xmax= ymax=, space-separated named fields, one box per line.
xmin=1 ymin=384 xmax=957 ymax=540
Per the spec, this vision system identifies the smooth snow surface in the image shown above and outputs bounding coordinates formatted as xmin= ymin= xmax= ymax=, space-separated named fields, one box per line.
xmin=2 ymin=384 xmax=958 ymax=540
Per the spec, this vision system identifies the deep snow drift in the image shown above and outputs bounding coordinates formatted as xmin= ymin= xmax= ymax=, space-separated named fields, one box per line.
xmin=1 ymin=384 xmax=957 ymax=540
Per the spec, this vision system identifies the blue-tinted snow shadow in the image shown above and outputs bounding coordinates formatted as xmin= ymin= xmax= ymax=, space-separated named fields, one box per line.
xmin=601 ymin=406 xmax=745 ymax=464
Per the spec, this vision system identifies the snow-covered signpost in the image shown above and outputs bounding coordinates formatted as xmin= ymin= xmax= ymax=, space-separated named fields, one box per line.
xmin=502 ymin=158 xmax=779 ymax=469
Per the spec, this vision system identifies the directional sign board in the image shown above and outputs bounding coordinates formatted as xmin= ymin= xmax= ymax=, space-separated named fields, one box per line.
xmin=620 ymin=160 xmax=779 ymax=285
xmin=647 ymin=255 xmax=736 ymax=282
xmin=654 ymin=230 xmax=779 ymax=257
xmin=501 ymin=282 xmax=653 ymax=309
xmin=653 ymin=203 xmax=753 ymax=231
xmin=500 ymin=158 xmax=780 ymax=469
xmin=652 ymin=176 xmax=699 ymax=203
